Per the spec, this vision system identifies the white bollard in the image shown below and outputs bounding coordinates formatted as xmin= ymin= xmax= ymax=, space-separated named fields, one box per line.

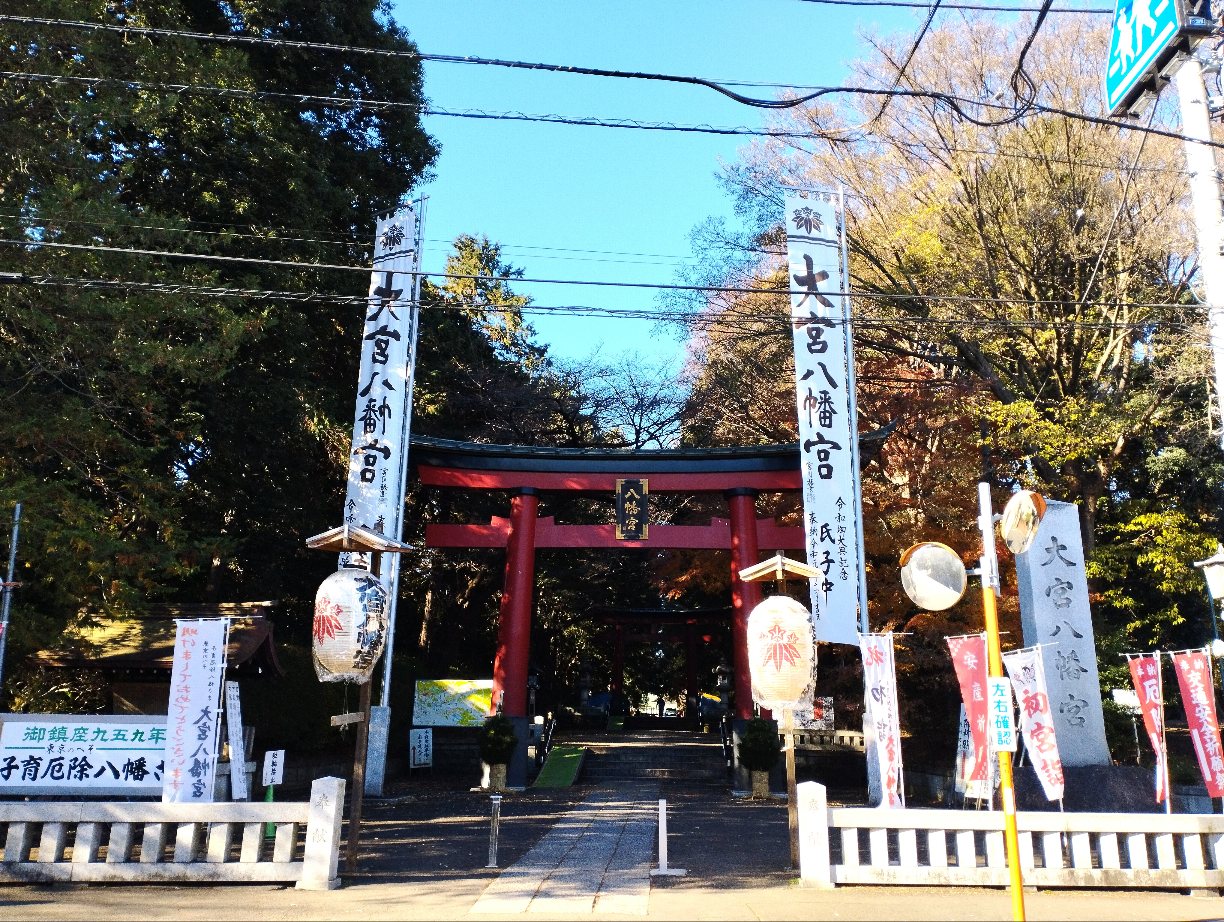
xmin=486 ymin=794 xmax=502 ymax=869
xmin=650 ymin=798 xmax=687 ymax=877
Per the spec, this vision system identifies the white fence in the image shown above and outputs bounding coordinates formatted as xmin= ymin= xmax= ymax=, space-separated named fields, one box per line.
xmin=0 ymin=776 xmax=344 ymax=889
xmin=798 ymin=781 xmax=1224 ymax=890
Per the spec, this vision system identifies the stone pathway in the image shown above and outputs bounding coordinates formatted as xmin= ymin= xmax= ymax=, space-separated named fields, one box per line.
xmin=470 ymin=786 xmax=658 ymax=916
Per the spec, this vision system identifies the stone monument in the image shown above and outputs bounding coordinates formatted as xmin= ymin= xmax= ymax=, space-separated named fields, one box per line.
xmin=1014 ymin=499 xmax=1111 ymax=766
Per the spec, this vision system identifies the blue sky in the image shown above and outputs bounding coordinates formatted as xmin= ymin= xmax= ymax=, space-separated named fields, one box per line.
xmin=390 ymin=1 xmax=919 ymax=368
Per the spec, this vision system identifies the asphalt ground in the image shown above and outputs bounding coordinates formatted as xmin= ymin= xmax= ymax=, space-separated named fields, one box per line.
xmin=4 ymin=773 xmax=1224 ymax=920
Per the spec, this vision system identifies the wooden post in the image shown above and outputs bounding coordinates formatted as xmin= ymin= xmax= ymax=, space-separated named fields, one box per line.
xmin=785 ymin=708 xmax=799 ymax=869
xmin=345 ymin=679 xmax=373 ymax=874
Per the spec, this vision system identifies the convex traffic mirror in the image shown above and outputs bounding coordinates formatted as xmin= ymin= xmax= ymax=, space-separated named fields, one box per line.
xmin=899 ymin=541 xmax=967 ymax=611
xmin=999 ymin=490 xmax=1047 ymax=555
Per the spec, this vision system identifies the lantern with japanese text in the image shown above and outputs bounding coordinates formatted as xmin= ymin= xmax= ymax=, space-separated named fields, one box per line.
xmin=312 ymin=568 xmax=389 ymax=683
xmin=746 ymin=596 xmax=815 ymax=710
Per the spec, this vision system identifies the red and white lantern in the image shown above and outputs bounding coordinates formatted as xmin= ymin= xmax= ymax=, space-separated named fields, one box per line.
xmin=747 ymin=596 xmax=815 ymax=710
xmin=312 ymin=568 xmax=389 ymax=683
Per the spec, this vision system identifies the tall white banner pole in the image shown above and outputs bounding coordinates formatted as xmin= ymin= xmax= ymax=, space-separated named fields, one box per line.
xmin=340 ymin=201 xmax=425 ymax=796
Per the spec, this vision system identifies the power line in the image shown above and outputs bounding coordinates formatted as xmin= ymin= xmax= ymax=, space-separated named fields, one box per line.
xmin=2 ymin=265 xmax=1210 ymax=317
xmin=790 ymin=0 xmax=1107 ymax=9
xmin=7 ymin=64 xmax=1220 ymax=152
xmin=0 ymin=211 xmax=705 ymax=260
xmin=0 ymin=15 xmax=868 ymax=110
xmin=0 ymin=14 xmax=1130 ymax=126
xmin=1008 ymin=0 xmax=1056 ymax=102
xmin=0 ymin=237 xmax=369 ymax=274
xmin=0 ymin=71 xmax=821 ymax=139
xmin=873 ymin=0 xmax=944 ymax=127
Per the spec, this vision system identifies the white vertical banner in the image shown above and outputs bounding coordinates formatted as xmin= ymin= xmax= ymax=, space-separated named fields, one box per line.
xmin=785 ymin=190 xmax=866 ymax=646
xmin=1002 ymin=644 xmax=1065 ymax=802
xmin=164 ymin=618 xmax=228 ymax=803
xmin=860 ymin=632 xmax=904 ymax=807
xmin=224 ymin=680 xmax=248 ymax=801
xmin=342 ymin=204 xmax=423 ymax=567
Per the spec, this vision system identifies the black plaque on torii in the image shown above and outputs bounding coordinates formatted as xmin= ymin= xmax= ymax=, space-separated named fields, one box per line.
xmin=614 ymin=478 xmax=649 ymax=540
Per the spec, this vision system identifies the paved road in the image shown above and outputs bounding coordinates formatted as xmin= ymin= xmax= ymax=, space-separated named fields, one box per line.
xmin=3 ymin=776 xmax=1224 ymax=920
xmin=471 ymin=786 xmax=657 ymax=915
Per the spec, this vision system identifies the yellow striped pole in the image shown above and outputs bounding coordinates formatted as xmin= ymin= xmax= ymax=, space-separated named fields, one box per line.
xmin=977 ymin=482 xmax=1025 ymax=922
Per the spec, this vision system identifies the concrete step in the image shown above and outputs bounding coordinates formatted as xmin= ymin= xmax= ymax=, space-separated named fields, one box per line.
xmin=559 ymin=730 xmax=730 ymax=788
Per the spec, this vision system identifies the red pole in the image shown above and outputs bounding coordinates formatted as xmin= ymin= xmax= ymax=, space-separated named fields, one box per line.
xmin=492 ymin=489 xmax=539 ymax=718
xmin=727 ymin=489 xmax=762 ymax=719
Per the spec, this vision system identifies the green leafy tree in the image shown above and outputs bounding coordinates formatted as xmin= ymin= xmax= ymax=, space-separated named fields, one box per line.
xmin=0 ymin=0 xmax=437 ymax=700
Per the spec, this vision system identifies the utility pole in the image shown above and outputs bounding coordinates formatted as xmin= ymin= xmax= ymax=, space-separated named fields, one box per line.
xmin=0 ymin=502 xmax=23 ymax=692
xmin=1175 ymin=52 xmax=1224 ymax=450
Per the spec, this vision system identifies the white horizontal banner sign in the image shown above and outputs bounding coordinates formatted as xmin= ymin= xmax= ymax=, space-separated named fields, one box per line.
xmin=0 ymin=715 xmax=166 ymax=795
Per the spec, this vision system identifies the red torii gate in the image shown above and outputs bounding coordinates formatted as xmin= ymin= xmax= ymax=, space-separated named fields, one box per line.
xmin=414 ymin=437 xmax=806 ymax=720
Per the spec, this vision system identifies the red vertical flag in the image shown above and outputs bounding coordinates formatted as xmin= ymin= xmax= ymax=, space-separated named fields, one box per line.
xmin=947 ymin=633 xmax=989 ymax=784
xmin=1173 ymin=649 xmax=1224 ymax=797
xmin=1126 ymin=653 xmax=1169 ymax=804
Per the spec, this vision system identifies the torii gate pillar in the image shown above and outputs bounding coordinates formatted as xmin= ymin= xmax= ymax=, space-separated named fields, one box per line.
xmin=726 ymin=488 xmax=763 ymax=719
xmin=492 ymin=488 xmax=538 ymax=718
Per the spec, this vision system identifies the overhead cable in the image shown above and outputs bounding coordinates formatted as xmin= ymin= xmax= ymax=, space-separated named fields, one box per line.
xmin=0 ymin=14 xmax=1123 ymax=120
xmin=1 ymin=262 xmax=1208 ymax=315
xmin=790 ymin=0 xmax=1107 ymax=9
xmin=6 ymin=68 xmax=1220 ymax=151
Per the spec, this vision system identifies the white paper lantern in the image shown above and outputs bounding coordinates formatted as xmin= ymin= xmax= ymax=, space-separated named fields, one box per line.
xmin=747 ymin=596 xmax=816 ymax=710
xmin=312 ymin=567 xmax=389 ymax=683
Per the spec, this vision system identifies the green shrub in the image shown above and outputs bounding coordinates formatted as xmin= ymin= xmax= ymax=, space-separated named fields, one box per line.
xmin=738 ymin=717 xmax=781 ymax=772
xmin=478 ymin=714 xmax=518 ymax=764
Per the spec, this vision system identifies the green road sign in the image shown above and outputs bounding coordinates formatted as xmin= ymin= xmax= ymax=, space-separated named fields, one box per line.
xmin=1105 ymin=0 xmax=1184 ymax=116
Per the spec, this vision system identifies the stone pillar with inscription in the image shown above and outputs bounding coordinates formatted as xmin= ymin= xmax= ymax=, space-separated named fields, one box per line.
xmin=1015 ymin=499 xmax=1111 ymax=766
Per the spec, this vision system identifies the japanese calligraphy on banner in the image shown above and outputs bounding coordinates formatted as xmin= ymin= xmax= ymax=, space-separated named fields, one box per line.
xmin=860 ymin=633 xmax=904 ymax=807
xmin=1002 ymin=645 xmax=1065 ymax=802
xmin=947 ymin=633 xmax=989 ymax=783
xmin=1014 ymin=499 xmax=1110 ymax=765
xmin=1172 ymin=649 xmax=1224 ymax=797
xmin=1126 ymin=653 xmax=1169 ymax=804
xmin=342 ymin=204 xmax=423 ymax=568
xmin=987 ymin=677 xmax=1017 ymax=752
xmin=0 ymin=715 xmax=165 ymax=796
xmin=785 ymin=190 xmax=866 ymax=646
xmin=164 ymin=618 xmax=228 ymax=803
xmin=224 ymin=680 xmax=248 ymax=801
xmin=954 ymin=705 xmax=996 ymax=800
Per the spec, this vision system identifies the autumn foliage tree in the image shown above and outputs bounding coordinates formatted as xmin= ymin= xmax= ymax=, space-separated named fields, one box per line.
xmin=671 ymin=14 xmax=1223 ymax=762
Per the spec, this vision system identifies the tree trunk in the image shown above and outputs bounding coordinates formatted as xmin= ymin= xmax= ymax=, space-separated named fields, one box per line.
xmin=751 ymin=770 xmax=770 ymax=798
xmin=418 ymin=583 xmax=436 ymax=655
